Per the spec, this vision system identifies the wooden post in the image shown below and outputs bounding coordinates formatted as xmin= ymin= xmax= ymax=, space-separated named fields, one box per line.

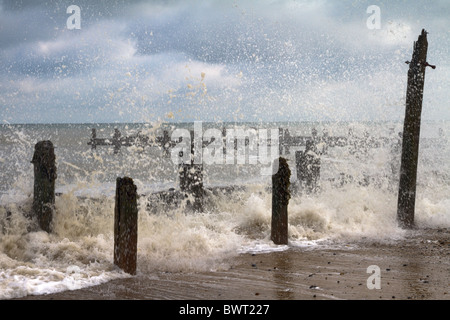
xmin=295 ymin=150 xmax=305 ymax=190
xmin=222 ymin=127 xmax=227 ymax=159
xmin=271 ymin=157 xmax=291 ymax=245
xmin=90 ymin=128 xmax=97 ymax=150
xmin=31 ymin=140 xmax=57 ymax=233
xmin=278 ymin=128 xmax=284 ymax=156
xmin=284 ymin=129 xmax=291 ymax=155
xmin=179 ymin=164 xmax=204 ymax=211
xmin=295 ymin=141 xmax=320 ymax=194
xmin=397 ymin=29 xmax=433 ymax=229
xmin=179 ymin=130 xmax=203 ymax=212
xmin=162 ymin=130 xmax=170 ymax=156
xmin=114 ymin=177 xmax=138 ymax=275
xmin=113 ymin=128 xmax=121 ymax=154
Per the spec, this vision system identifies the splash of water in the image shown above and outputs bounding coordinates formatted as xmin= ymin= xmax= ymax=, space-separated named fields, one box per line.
xmin=0 ymin=122 xmax=448 ymax=299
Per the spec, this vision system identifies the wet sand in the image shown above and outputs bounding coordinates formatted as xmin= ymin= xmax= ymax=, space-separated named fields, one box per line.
xmin=15 ymin=228 xmax=449 ymax=301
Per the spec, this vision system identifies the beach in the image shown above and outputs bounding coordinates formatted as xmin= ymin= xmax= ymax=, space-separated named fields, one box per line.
xmin=15 ymin=227 xmax=449 ymax=301
xmin=1 ymin=0 xmax=450 ymax=311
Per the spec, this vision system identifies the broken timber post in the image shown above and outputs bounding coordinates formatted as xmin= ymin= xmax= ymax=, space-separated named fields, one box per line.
xmin=295 ymin=141 xmax=320 ymax=194
xmin=114 ymin=177 xmax=138 ymax=275
xmin=278 ymin=128 xmax=284 ymax=155
xmin=113 ymin=128 xmax=121 ymax=154
xmin=90 ymin=128 xmax=97 ymax=150
xmin=162 ymin=130 xmax=170 ymax=157
xmin=397 ymin=29 xmax=434 ymax=229
xmin=271 ymin=157 xmax=291 ymax=245
xmin=31 ymin=140 xmax=57 ymax=233
xmin=295 ymin=150 xmax=305 ymax=191
xmin=179 ymin=130 xmax=204 ymax=212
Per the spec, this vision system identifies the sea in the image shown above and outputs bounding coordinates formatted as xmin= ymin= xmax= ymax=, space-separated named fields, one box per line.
xmin=0 ymin=121 xmax=449 ymax=299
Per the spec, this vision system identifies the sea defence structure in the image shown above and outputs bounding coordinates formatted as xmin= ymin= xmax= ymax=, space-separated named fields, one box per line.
xmin=271 ymin=157 xmax=291 ymax=245
xmin=397 ymin=29 xmax=435 ymax=229
xmin=26 ymin=140 xmax=297 ymax=274
xmin=87 ymin=126 xmax=403 ymax=155
xmin=31 ymin=140 xmax=57 ymax=233
xmin=114 ymin=177 xmax=138 ymax=275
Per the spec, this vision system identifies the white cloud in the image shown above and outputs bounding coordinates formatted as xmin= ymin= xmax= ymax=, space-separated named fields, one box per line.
xmin=0 ymin=0 xmax=449 ymax=123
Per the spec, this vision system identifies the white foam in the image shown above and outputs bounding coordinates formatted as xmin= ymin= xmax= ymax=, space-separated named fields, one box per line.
xmin=0 ymin=264 xmax=130 ymax=299
xmin=238 ymin=243 xmax=289 ymax=254
xmin=1 ymin=122 xmax=448 ymax=299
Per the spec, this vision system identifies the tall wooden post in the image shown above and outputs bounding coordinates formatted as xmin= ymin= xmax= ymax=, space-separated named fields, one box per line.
xmin=397 ymin=29 xmax=433 ymax=229
xmin=271 ymin=157 xmax=291 ymax=245
xmin=31 ymin=140 xmax=57 ymax=233
xmin=114 ymin=177 xmax=138 ymax=275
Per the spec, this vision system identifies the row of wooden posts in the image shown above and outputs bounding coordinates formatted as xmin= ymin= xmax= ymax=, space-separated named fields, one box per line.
xmin=114 ymin=157 xmax=293 ymax=274
xmin=30 ymin=136 xmax=316 ymax=274
xmin=88 ymin=126 xmax=406 ymax=156
xmin=29 ymin=29 xmax=432 ymax=274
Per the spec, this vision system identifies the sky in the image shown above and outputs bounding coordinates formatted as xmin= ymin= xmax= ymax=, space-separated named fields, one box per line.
xmin=0 ymin=0 xmax=449 ymax=124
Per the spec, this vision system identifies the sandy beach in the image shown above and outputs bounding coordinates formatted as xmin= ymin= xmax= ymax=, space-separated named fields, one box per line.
xmin=14 ymin=227 xmax=449 ymax=301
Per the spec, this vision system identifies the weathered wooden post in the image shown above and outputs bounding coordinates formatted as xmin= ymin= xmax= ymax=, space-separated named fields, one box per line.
xmin=114 ymin=177 xmax=138 ymax=275
xmin=179 ymin=164 xmax=204 ymax=211
xmin=397 ymin=29 xmax=434 ymax=229
xmin=295 ymin=150 xmax=305 ymax=190
xmin=295 ymin=141 xmax=320 ymax=194
xmin=222 ymin=127 xmax=227 ymax=159
xmin=113 ymin=128 xmax=121 ymax=154
xmin=90 ymin=128 xmax=97 ymax=150
xmin=311 ymin=128 xmax=318 ymax=144
xmin=178 ymin=130 xmax=204 ymax=212
xmin=278 ymin=128 xmax=284 ymax=156
xmin=162 ymin=130 xmax=170 ymax=157
xmin=283 ymin=129 xmax=291 ymax=155
xmin=31 ymin=140 xmax=57 ymax=233
xmin=271 ymin=157 xmax=291 ymax=245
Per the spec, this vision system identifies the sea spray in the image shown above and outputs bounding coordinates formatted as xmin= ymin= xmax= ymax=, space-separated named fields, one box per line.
xmin=1 ymin=122 xmax=449 ymax=299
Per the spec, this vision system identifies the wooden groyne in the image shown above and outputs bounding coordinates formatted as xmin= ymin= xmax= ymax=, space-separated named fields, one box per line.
xmin=295 ymin=140 xmax=321 ymax=194
xmin=397 ymin=29 xmax=435 ymax=229
xmin=271 ymin=157 xmax=291 ymax=245
xmin=88 ymin=128 xmax=176 ymax=154
xmin=87 ymin=126 xmax=426 ymax=155
xmin=114 ymin=177 xmax=138 ymax=275
xmin=31 ymin=140 xmax=57 ymax=233
xmin=178 ymin=130 xmax=204 ymax=212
